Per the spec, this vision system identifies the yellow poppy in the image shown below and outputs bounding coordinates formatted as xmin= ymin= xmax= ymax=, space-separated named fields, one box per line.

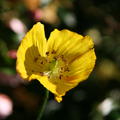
xmin=16 ymin=22 xmax=96 ymax=102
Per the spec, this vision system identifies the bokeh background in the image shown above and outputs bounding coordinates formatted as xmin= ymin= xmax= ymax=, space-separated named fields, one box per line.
xmin=0 ymin=0 xmax=120 ymax=120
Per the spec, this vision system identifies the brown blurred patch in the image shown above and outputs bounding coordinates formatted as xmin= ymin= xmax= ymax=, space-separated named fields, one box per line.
xmin=21 ymin=0 xmax=40 ymax=11
xmin=13 ymin=86 xmax=40 ymax=110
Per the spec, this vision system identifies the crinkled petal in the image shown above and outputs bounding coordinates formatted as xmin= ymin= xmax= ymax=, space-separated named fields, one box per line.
xmin=66 ymin=49 xmax=96 ymax=83
xmin=55 ymin=49 xmax=96 ymax=101
xmin=44 ymin=29 xmax=96 ymax=101
xmin=16 ymin=22 xmax=47 ymax=79
xmin=47 ymin=29 xmax=94 ymax=61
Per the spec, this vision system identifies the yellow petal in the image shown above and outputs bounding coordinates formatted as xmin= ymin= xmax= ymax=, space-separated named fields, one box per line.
xmin=28 ymin=74 xmax=64 ymax=103
xmin=42 ymin=29 xmax=96 ymax=101
xmin=50 ymin=49 xmax=96 ymax=100
xmin=47 ymin=29 xmax=94 ymax=61
xmin=55 ymin=96 xmax=62 ymax=103
xmin=16 ymin=22 xmax=47 ymax=79
xmin=68 ymin=49 xmax=96 ymax=83
xmin=29 ymin=74 xmax=48 ymax=81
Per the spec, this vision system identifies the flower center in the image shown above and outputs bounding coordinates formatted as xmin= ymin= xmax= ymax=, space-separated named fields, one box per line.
xmin=32 ymin=51 xmax=70 ymax=80
xmin=43 ymin=51 xmax=69 ymax=80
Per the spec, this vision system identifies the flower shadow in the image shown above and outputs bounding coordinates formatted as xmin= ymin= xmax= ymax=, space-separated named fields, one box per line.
xmin=24 ymin=45 xmax=41 ymax=77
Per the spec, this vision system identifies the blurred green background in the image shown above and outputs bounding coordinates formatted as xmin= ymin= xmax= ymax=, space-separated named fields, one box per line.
xmin=0 ymin=0 xmax=120 ymax=120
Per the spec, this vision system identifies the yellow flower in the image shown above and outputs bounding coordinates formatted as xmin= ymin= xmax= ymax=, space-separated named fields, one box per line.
xmin=16 ymin=22 xmax=96 ymax=102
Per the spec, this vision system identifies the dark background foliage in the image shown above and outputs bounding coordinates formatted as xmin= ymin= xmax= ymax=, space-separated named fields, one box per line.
xmin=0 ymin=0 xmax=120 ymax=120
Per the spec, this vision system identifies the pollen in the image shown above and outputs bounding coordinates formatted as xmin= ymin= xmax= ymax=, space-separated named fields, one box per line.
xmin=42 ymin=53 xmax=68 ymax=81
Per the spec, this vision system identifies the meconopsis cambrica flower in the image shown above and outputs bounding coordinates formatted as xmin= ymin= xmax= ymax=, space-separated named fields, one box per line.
xmin=16 ymin=22 xmax=96 ymax=102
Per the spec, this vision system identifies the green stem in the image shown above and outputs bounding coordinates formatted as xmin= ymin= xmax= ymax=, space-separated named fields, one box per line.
xmin=37 ymin=89 xmax=49 ymax=120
